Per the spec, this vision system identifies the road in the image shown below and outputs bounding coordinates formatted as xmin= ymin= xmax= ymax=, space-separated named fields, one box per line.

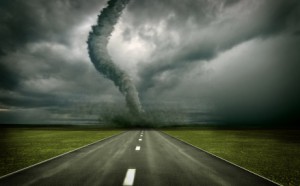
xmin=0 ymin=130 xmax=278 ymax=186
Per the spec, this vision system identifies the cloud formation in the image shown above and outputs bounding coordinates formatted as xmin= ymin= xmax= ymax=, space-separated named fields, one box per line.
xmin=88 ymin=0 xmax=142 ymax=115
xmin=0 ymin=0 xmax=299 ymax=125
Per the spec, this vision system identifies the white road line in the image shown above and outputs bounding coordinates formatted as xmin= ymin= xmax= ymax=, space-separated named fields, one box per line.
xmin=123 ymin=169 xmax=136 ymax=186
xmin=135 ymin=146 xmax=141 ymax=151
xmin=138 ymin=139 xmax=142 ymax=141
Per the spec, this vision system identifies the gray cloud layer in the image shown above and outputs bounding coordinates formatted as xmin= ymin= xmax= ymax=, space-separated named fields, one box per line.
xmin=0 ymin=0 xmax=299 ymax=125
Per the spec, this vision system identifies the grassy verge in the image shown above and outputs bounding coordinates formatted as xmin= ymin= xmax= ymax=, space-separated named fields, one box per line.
xmin=163 ymin=129 xmax=300 ymax=186
xmin=0 ymin=127 xmax=122 ymax=176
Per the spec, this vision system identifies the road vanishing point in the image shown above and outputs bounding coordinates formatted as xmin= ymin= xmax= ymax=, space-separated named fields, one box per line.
xmin=0 ymin=130 xmax=278 ymax=186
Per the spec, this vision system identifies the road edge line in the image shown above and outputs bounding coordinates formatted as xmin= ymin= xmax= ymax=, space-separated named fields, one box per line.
xmin=0 ymin=131 xmax=126 ymax=180
xmin=160 ymin=131 xmax=282 ymax=186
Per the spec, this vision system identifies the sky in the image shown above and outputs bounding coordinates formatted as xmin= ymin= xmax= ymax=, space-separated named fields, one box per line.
xmin=0 ymin=0 xmax=299 ymax=125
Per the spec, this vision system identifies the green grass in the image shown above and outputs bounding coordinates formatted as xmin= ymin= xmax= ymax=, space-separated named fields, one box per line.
xmin=163 ymin=129 xmax=300 ymax=186
xmin=0 ymin=127 xmax=122 ymax=176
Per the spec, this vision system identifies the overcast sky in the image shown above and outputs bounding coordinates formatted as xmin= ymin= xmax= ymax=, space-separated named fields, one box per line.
xmin=0 ymin=0 xmax=299 ymax=125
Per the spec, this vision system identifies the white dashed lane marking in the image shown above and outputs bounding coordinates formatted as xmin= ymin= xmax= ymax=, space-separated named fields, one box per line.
xmin=123 ymin=169 xmax=136 ymax=186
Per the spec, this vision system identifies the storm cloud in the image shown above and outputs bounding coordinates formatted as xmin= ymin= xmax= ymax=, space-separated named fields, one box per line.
xmin=0 ymin=0 xmax=299 ymax=125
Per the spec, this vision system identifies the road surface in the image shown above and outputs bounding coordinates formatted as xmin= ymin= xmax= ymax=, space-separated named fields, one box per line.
xmin=0 ymin=130 xmax=278 ymax=186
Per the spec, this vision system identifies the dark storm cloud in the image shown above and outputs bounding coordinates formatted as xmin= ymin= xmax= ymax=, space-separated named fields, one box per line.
xmin=127 ymin=0 xmax=300 ymax=92
xmin=0 ymin=0 xmax=105 ymax=51
xmin=209 ymin=35 xmax=300 ymax=124
xmin=128 ymin=0 xmax=241 ymax=27
xmin=0 ymin=0 xmax=106 ymax=91
xmin=0 ymin=62 xmax=21 ymax=90
xmin=0 ymin=0 xmax=128 ymax=124
xmin=0 ymin=0 xmax=299 ymax=125
xmin=0 ymin=46 xmax=120 ymax=107
xmin=120 ymin=0 xmax=300 ymax=124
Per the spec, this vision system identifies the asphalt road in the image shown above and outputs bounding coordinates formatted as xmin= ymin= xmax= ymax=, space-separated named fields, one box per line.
xmin=0 ymin=130 xmax=278 ymax=186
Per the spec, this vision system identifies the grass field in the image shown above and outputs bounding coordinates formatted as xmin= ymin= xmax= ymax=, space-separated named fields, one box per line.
xmin=163 ymin=129 xmax=300 ymax=186
xmin=0 ymin=127 xmax=122 ymax=176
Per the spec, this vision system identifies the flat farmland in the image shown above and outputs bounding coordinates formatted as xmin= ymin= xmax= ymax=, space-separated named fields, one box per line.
xmin=0 ymin=127 xmax=122 ymax=176
xmin=164 ymin=129 xmax=300 ymax=186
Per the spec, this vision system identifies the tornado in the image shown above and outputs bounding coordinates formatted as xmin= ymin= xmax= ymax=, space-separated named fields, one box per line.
xmin=87 ymin=0 xmax=142 ymax=115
